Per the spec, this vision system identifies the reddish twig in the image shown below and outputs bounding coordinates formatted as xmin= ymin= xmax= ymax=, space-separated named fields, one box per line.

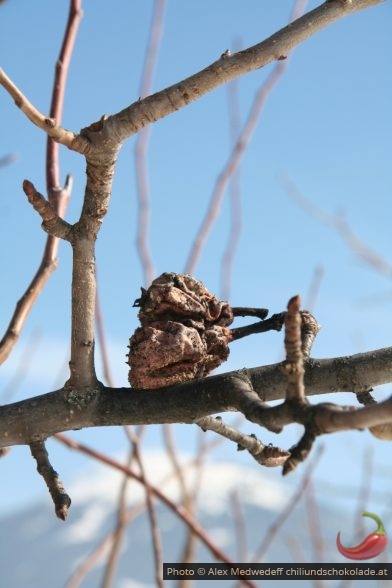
xmin=0 ymin=0 xmax=82 ymax=365
xmin=135 ymin=0 xmax=166 ymax=286
xmin=95 ymin=275 xmax=115 ymax=387
xmin=127 ymin=428 xmax=164 ymax=588
xmin=184 ymin=0 xmax=308 ymax=275
xmin=46 ymin=0 xmax=83 ymax=202
xmin=305 ymin=264 xmax=325 ymax=313
xmin=163 ymin=424 xmax=199 ymax=583
xmin=65 ymin=444 xmax=220 ymax=588
xmin=54 ymin=433 xmax=258 ymax=588
xmin=230 ymin=490 xmax=248 ymax=562
xmin=100 ymin=446 xmax=135 ymax=588
xmin=248 ymin=446 xmax=323 ymax=564
xmin=1 ymin=329 xmax=43 ymax=404
xmin=220 ymin=52 xmax=242 ymax=300
xmin=305 ymin=480 xmax=325 ymax=565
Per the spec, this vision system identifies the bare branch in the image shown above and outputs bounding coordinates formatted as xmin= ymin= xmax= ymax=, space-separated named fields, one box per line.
xmin=280 ymin=174 xmax=392 ymax=278
xmin=29 ymin=440 xmax=71 ymax=520
xmin=46 ymin=0 xmax=83 ymax=200
xmin=220 ymin=61 xmax=242 ymax=301
xmin=356 ymin=391 xmax=392 ymax=440
xmin=54 ymin=433 xmax=258 ymax=588
xmin=22 ymin=180 xmax=73 ymax=240
xmin=196 ymin=416 xmax=290 ymax=467
xmin=95 ymin=276 xmax=115 ymax=387
xmin=230 ymin=312 xmax=285 ymax=341
xmin=281 ymin=295 xmax=306 ymax=403
xmin=134 ymin=0 xmax=166 ymax=286
xmin=0 ymin=175 xmax=73 ymax=366
xmin=105 ymin=0 xmax=383 ymax=145
xmin=65 ymin=444 xmax=220 ymax=587
xmin=247 ymin=447 xmax=323 ymax=565
xmin=1 ymin=346 xmax=392 ymax=447
xmin=0 ymin=0 xmax=81 ymax=365
xmin=128 ymin=429 xmax=164 ymax=588
xmin=185 ymin=0 xmax=307 ymax=275
xmin=0 ymin=67 xmax=89 ymax=154
xmin=100 ymin=445 xmax=136 ymax=588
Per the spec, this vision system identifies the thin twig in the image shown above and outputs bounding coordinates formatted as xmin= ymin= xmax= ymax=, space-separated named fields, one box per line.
xmin=249 ymin=446 xmax=323 ymax=562
xmin=196 ymin=416 xmax=290 ymax=467
xmin=163 ymin=424 xmax=198 ymax=588
xmin=100 ymin=447 xmax=134 ymax=588
xmin=95 ymin=274 xmax=140 ymax=587
xmin=54 ymin=433 xmax=258 ymax=588
xmin=0 ymin=0 xmax=82 ymax=365
xmin=184 ymin=0 xmax=308 ymax=275
xmin=0 ymin=175 xmax=73 ymax=366
xmin=1 ymin=329 xmax=43 ymax=403
xmin=0 ymin=68 xmax=88 ymax=153
xmin=95 ymin=276 xmax=115 ymax=387
xmin=220 ymin=50 xmax=242 ymax=301
xmin=100 ymin=426 xmax=147 ymax=588
xmin=230 ymin=490 xmax=248 ymax=562
xmin=305 ymin=479 xmax=325 ymax=565
xmin=127 ymin=428 xmax=164 ymax=588
xmin=280 ymin=174 xmax=392 ymax=278
xmin=305 ymin=264 xmax=325 ymax=313
xmin=29 ymin=440 xmax=71 ymax=520
xmin=65 ymin=442 xmax=221 ymax=588
xmin=46 ymin=0 xmax=83 ymax=200
xmin=135 ymin=0 xmax=166 ymax=286
xmin=0 ymin=153 xmax=18 ymax=167
xmin=230 ymin=312 xmax=285 ymax=341
xmin=356 ymin=390 xmax=392 ymax=440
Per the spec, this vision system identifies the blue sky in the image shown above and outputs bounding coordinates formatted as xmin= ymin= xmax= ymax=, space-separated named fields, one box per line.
xmin=1 ymin=0 xmax=391 ymax=540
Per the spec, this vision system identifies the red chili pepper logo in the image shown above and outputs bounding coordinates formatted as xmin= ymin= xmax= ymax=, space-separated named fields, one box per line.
xmin=336 ymin=511 xmax=388 ymax=560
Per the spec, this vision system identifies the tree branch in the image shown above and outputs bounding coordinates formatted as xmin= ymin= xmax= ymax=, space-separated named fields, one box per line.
xmin=22 ymin=180 xmax=73 ymax=240
xmin=196 ymin=416 xmax=290 ymax=467
xmin=1 ymin=346 xmax=391 ymax=448
xmin=0 ymin=173 xmax=74 ymax=366
xmin=29 ymin=440 xmax=71 ymax=520
xmin=55 ymin=433 xmax=258 ymax=588
xmin=0 ymin=67 xmax=89 ymax=154
xmin=0 ymin=0 xmax=81 ymax=365
xmin=46 ymin=0 xmax=83 ymax=199
xmin=103 ymin=0 xmax=383 ymax=144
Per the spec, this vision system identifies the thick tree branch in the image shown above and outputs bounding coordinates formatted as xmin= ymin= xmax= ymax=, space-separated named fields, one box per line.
xmin=103 ymin=0 xmax=383 ymax=144
xmin=1 ymin=347 xmax=391 ymax=448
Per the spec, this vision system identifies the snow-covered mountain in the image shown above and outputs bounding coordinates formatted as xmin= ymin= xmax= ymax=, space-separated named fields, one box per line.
xmin=0 ymin=452 xmax=387 ymax=588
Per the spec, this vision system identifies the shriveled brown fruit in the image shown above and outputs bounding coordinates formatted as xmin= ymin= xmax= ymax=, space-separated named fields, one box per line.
xmin=128 ymin=273 xmax=233 ymax=389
